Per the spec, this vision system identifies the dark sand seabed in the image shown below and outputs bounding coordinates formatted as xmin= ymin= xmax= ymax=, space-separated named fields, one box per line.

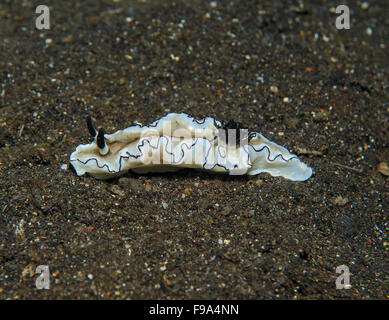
xmin=0 ymin=0 xmax=387 ymax=299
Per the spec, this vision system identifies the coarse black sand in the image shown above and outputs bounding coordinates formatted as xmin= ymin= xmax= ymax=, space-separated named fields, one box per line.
xmin=0 ymin=0 xmax=387 ymax=299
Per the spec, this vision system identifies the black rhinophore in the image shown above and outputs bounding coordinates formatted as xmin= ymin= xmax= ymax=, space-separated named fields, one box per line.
xmin=86 ymin=116 xmax=97 ymax=138
xmin=97 ymin=128 xmax=105 ymax=149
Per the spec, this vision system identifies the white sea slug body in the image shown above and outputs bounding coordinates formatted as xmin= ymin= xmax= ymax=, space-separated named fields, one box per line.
xmin=70 ymin=113 xmax=312 ymax=181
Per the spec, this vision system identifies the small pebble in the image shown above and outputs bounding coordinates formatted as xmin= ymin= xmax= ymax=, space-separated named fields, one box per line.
xmin=220 ymin=205 xmax=233 ymax=216
xmin=366 ymin=27 xmax=373 ymax=36
xmin=108 ymin=185 xmax=125 ymax=197
xmin=170 ymin=54 xmax=180 ymax=61
xmin=377 ymin=162 xmax=389 ymax=176
xmin=255 ymin=179 xmax=263 ymax=187
xmin=361 ymin=2 xmax=369 ymax=10
xmin=119 ymin=177 xmax=143 ymax=193
xmin=312 ymin=111 xmax=329 ymax=122
xmin=333 ymin=195 xmax=348 ymax=206
xmin=270 ymin=86 xmax=279 ymax=93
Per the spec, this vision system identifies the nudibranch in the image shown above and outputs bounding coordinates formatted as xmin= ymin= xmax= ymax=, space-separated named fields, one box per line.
xmin=70 ymin=113 xmax=312 ymax=181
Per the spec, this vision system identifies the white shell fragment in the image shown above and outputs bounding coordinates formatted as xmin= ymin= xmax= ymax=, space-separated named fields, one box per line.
xmin=70 ymin=113 xmax=312 ymax=181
